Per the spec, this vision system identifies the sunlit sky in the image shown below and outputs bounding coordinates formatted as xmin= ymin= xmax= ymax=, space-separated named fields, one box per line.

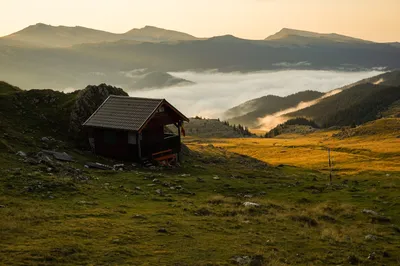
xmin=1 ymin=0 xmax=399 ymax=42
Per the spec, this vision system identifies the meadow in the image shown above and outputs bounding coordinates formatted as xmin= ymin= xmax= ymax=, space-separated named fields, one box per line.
xmin=0 ymin=119 xmax=399 ymax=265
xmin=188 ymin=118 xmax=400 ymax=175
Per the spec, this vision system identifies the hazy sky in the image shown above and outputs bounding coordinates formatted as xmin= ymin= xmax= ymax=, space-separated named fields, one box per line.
xmin=1 ymin=0 xmax=399 ymax=42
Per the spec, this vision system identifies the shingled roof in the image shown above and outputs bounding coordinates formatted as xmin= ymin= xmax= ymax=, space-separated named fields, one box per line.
xmin=82 ymin=95 xmax=188 ymax=131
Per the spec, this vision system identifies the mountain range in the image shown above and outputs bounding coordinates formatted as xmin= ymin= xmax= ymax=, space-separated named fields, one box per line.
xmin=227 ymin=70 xmax=400 ymax=129
xmin=1 ymin=24 xmax=400 ymax=89
xmin=2 ymin=23 xmax=198 ymax=47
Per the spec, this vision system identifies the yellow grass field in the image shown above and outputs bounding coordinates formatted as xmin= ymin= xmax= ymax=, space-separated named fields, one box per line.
xmin=185 ymin=119 xmax=400 ymax=175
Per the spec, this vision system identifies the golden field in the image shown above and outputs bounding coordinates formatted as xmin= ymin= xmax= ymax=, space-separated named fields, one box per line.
xmin=185 ymin=118 xmax=400 ymax=175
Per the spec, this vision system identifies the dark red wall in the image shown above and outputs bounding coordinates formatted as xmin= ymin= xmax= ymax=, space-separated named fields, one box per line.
xmin=93 ymin=128 xmax=138 ymax=160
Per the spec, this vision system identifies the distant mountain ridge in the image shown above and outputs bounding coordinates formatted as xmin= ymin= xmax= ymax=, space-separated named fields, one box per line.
xmin=265 ymin=28 xmax=370 ymax=44
xmin=2 ymin=23 xmax=198 ymax=47
xmin=1 ymin=24 xmax=400 ymax=89
xmin=132 ymin=71 xmax=194 ymax=89
xmin=124 ymin=25 xmax=197 ymax=42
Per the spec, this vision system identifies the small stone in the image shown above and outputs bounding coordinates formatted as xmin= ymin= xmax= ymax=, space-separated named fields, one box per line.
xmin=196 ymin=177 xmax=205 ymax=183
xmin=135 ymin=186 xmax=142 ymax=191
xmin=244 ymin=194 xmax=253 ymax=198
xmin=367 ymin=252 xmax=376 ymax=260
xmin=0 ymin=205 xmax=6 ymax=208
xmin=157 ymin=228 xmax=168 ymax=233
xmin=153 ymin=178 xmax=160 ymax=183
xmin=132 ymin=214 xmax=146 ymax=219
xmin=16 ymin=151 xmax=27 ymax=157
xmin=213 ymin=176 xmax=220 ymax=180
xmin=41 ymin=137 xmax=50 ymax=142
xmin=112 ymin=239 xmax=120 ymax=243
xmin=243 ymin=202 xmax=260 ymax=207
xmin=230 ymin=256 xmax=251 ymax=265
xmin=362 ymin=209 xmax=378 ymax=216
xmin=365 ymin=234 xmax=377 ymax=241
xmin=155 ymin=189 xmax=163 ymax=195
xmin=104 ymin=183 xmax=110 ymax=186
xmin=181 ymin=174 xmax=191 ymax=177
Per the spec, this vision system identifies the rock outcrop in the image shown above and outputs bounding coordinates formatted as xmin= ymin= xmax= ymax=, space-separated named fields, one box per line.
xmin=69 ymin=84 xmax=128 ymax=139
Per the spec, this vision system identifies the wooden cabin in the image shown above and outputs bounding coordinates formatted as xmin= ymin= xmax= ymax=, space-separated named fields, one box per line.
xmin=82 ymin=95 xmax=189 ymax=163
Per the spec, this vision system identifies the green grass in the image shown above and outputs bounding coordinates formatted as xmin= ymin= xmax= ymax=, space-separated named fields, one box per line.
xmin=0 ymin=143 xmax=399 ymax=265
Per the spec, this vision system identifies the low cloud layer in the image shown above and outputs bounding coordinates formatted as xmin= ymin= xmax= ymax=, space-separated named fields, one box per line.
xmin=127 ymin=70 xmax=383 ymax=118
xmin=258 ymin=89 xmax=343 ymax=131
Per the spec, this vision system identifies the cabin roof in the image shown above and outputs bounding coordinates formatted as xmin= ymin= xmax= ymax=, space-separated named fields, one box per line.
xmin=82 ymin=95 xmax=189 ymax=132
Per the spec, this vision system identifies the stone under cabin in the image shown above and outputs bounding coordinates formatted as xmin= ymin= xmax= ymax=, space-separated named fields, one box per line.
xmin=82 ymin=95 xmax=189 ymax=163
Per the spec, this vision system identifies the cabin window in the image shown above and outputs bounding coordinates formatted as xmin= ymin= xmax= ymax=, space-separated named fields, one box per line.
xmin=128 ymin=132 xmax=137 ymax=144
xmin=157 ymin=106 xmax=165 ymax=113
xmin=103 ymin=130 xmax=117 ymax=145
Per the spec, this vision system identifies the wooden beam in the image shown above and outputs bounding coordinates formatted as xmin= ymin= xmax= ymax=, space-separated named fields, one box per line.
xmin=137 ymin=133 xmax=142 ymax=161
xmin=177 ymin=120 xmax=181 ymax=162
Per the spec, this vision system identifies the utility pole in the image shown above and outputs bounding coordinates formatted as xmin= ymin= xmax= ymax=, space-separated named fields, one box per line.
xmin=328 ymin=148 xmax=333 ymax=185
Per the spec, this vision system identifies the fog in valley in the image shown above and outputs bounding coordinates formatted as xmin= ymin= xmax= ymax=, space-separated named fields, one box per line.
xmin=126 ymin=70 xmax=383 ymax=119
xmin=258 ymin=89 xmax=343 ymax=131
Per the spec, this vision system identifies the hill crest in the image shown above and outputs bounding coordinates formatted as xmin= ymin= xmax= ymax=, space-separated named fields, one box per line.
xmin=2 ymin=23 xmax=198 ymax=47
xmin=265 ymin=28 xmax=370 ymax=44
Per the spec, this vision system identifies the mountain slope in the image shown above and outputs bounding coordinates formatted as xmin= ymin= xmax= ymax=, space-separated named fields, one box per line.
xmin=132 ymin=71 xmax=194 ymax=89
xmin=1 ymin=23 xmax=198 ymax=47
xmin=265 ymin=28 xmax=370 ymax=44
xmin=321 ymin=85 xmax=400 ymax=126
xmin=2 ymin=23 xmax=121 ymax=47
xmin=289 ymin=80 xmax=400 ymax=127
xmin=0 ymin=81 xmax=21 ymax=94
xmin=226 ymin=91 xmax=324 ymax=127
xmin=124 ymin=25 xmax=197 ymax=42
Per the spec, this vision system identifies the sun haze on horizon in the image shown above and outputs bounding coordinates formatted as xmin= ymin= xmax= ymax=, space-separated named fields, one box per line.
xmin=1 ymin=0 xmax=400 ymax=42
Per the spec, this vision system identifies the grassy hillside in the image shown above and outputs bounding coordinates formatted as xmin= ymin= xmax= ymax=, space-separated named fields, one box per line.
xmin=0 ymin=81 xmax=21 ymax=94
xmin=183 ymin=118 xmax=253 ymax=138
xmin=290 ymin=84 xmax=400 ymax=127
xmin=0 ymin=89 xmax=78 ymax=144
xmin=226 ymin=91 xmax=324 ymax=127
xmin=0 ymin=83 xmax=399 ymax=264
